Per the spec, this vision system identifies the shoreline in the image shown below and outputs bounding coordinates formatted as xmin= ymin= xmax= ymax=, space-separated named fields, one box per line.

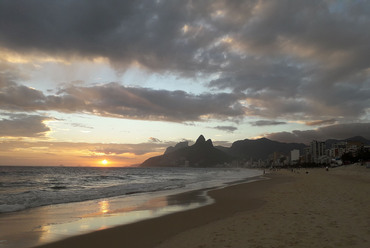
xmin=34 ymin=165 xmax=370 ymax=248
xmin=34 ymin=174 xmax=283 ymax=248
xmin=0 ymin=184 xmax=215 ymax=248
xmin=0 ymin=168 xmax=263 ymax=248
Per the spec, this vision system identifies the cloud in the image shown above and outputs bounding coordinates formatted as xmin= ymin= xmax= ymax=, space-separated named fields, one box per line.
xmin=212 ymin=125 xmax=237 ymax=132
xmin=0 ymin=0 xmax=369 ymax=124
xmin=0 ymin=140 xmax=174 ymax=166
xmin=305 ymin=119 xmax=336 ymax=126
xmin=70 ymin=123 xmax=94 ymax=129
xmin=250 ymin=120 xmax=287 ymax=126
xmin=0 ymin=140 xmax=173 ymax=157
xmin=264 ymin=123 xmax=370 ymax=144
xmin=0 ymin=82 xmax=246 ymax=122
xmin=148 ymin=137 xmax=161 ymax=143
xmin=0 ymin=0 xmax=210 ymax=73
xmin=0 ymin=114 xmax=50 ymax=137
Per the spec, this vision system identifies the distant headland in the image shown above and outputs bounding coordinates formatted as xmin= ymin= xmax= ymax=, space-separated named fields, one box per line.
xmin=141 ymin=135 xmax=370 ymax=168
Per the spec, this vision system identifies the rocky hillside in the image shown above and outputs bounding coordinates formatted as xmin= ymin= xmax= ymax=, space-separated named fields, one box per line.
xmin=141 ymin=135 xmax=232 ymax=167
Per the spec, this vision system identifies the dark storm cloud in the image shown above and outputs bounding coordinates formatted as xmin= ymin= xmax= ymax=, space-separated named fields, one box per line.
xmin=0 ymin=114 xmax=50 ymax=137
xmin=265 ymin=123 xmax=370 ymax=144
xmin=0 ymin=82 xmax=245 ymax=122
xmin=0 ymin=0 xmax=369 ymax=123
xmin=0 ymin=0 xmax=214 ymax=72
xmin=250 ymin=120 xmax=287 ymax=126
xmin=208 ymin=0 xmax=370 ymax=121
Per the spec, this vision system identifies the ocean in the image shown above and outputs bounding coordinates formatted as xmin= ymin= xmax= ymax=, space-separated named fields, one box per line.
xmin=0 ymin=166 xmax=262 ymax=214
xmin=0 ymin=166 xmax=262 ymax=248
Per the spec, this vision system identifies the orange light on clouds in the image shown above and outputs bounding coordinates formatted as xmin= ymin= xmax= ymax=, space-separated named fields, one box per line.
xmin=0 ymin=140 xmax=162 ymax=167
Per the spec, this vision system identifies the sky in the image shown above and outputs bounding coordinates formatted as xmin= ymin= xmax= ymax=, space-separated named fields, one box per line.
xmin=0 ymin=0 xmax=369 ymax=167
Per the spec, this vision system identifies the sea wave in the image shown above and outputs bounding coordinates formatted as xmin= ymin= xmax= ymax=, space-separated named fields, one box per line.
xmin=0 ymin=166 xmax=262 ymax=214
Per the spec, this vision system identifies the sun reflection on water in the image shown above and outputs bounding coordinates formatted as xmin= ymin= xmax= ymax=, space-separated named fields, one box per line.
xmin=99 ymin=200 xmax=110 ymax=214
xmin=33 ymin=192 xmax=212 ymax=247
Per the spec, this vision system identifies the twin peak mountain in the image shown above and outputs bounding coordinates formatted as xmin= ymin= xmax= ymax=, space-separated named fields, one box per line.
xmin=140 ymin=134 xmax=307 ymax=167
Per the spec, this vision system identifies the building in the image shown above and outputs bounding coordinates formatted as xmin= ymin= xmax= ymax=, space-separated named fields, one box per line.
xmin=303 ymin=146 xmax=311 ymax=163
xmin=290 ymin=149 xmax=300 ymax=165
xmin=268 ymin=152 xmax=287 ymax=166
xmin=327 ymin=141 xmax=346 ymax=159
xmin=310 ymin=140 xmax=326 ymax=163
xmin=327 ymin=141 xmax=364 ymax=161
xmin=303 ymin=139 xmax=367 ymax=165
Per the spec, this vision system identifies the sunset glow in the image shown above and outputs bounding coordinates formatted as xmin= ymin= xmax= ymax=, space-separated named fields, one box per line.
xmin=0 ymin=1 xmax=369 ymax=167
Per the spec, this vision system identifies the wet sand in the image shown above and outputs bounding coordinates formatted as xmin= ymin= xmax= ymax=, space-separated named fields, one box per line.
xmin=35 ymin=165 xmax=370 ymax=248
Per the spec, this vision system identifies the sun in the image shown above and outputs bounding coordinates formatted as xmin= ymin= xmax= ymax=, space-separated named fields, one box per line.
xmin=101 ymin=159 xmax=108 ymax=165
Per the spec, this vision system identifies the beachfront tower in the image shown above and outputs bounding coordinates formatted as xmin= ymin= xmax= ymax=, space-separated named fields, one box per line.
xmin=310 ymin=140 xmax=326 ymax=163
xmin=291 ymin=149 xmax=300 ymax=165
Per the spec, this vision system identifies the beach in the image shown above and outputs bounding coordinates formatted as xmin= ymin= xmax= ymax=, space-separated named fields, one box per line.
xmin=35 ymin=165 xmax=370 ymax=248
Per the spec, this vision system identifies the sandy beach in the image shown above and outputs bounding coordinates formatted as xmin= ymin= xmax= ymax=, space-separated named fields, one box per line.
xmin=35 ymin=165 xmax=370 ymax=248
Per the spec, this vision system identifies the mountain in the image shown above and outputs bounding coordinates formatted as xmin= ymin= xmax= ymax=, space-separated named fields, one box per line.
xmin=141 ymin=135 xmax=370 ymax=167
xmin=220 ymin=138 xmax=306 ymax=160
xmin=164 ymin=141 xmax=189 ymax=154
xmin=345 ymin=136 xmax=370 ymax=145
xmin=325 ymin=136 xmax=370 ymax=148
xmin=141 ymin=135 xmax=232 ymax=167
